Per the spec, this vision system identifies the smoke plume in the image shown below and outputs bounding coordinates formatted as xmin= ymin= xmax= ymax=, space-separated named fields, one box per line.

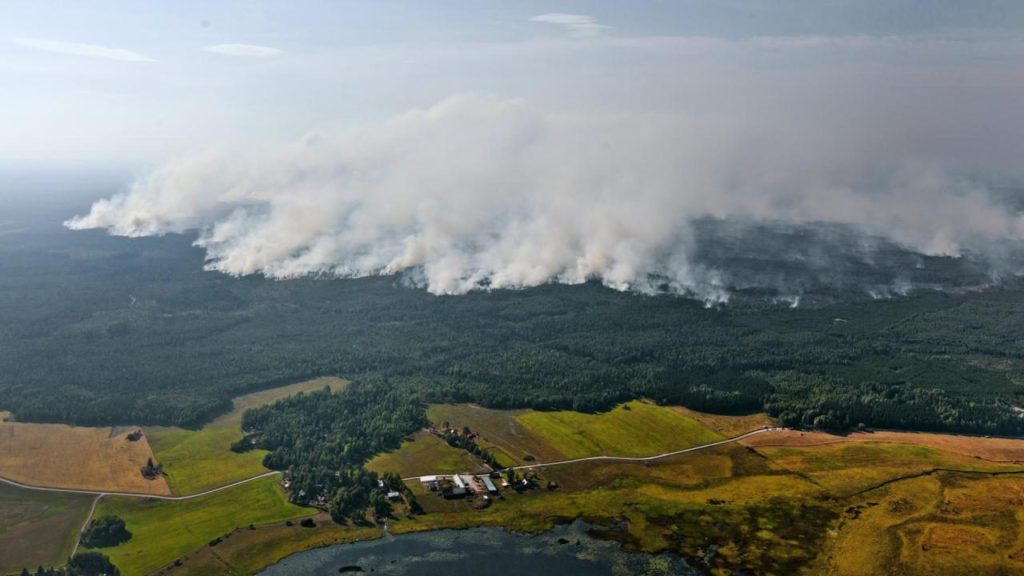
xmin=67 ymin=94 xmax=1024 ymax=299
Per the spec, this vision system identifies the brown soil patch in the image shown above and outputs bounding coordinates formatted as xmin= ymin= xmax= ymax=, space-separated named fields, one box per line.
xmin=741 ymin=429 xmax=1024 ymax=462
xmin=0 ymin=414 xmax=170 ymax=494
xmin=919 ymin=522 xmax=995 ymax=550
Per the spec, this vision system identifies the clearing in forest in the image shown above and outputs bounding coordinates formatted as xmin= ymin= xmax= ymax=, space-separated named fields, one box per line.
xmin=514 ymin=400 xmax=724 ymax=460
xmin=426 ymin=403 xmax=564 ymax=466
xmin=0 ymin=411 xmax=170 ymax=494
xmin=146 ymin=377 xmax=347 ymax=495
xmin=366 ymin=430 xmax=489 ymax=478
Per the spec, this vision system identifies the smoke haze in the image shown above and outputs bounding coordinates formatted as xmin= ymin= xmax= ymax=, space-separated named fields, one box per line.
xmin=67 ymin=93 xmax=1024 ymax=299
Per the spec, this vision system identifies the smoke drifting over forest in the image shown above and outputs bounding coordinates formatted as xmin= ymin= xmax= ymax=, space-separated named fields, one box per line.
xmin=67 ymin=94 xmax=1024 ymax=301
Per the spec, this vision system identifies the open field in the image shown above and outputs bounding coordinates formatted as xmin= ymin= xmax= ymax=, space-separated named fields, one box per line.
xmin=398 ymin=442 xmax=831 ymax=575
xmin=820 ymin=472 xmax=1024 ymax=576
xmin=153 ymin=513 xmax=380 ymax=576
xmin=426 ymin=404 xmax=562 ymax=466
xmin=515 ymin=400 xmax=724 ymax=459
xmin=670 ymin=406 xmax=775 ymax=437
xmin=147 ymin=377 xmax=347 ymax=495
xmin=0 ymin=482 xmax=94 ymax=575
xmin=45 ymin=400 xmax=1022 ymax=576
xmin=398 ymin=440 xmax=1024 ymax=576
xmin=0 ymin=411 xmax=169 ymax=495
xmin=95 ymin=476 xmax=313 ymax=576
xmin=383 ymin=404 xmax=1024 ymax=576
xmin=365 ymin=430 xmax=488 ymax=478
xmin=755 ymin=441 xmax=1023 ymax=496
xmin=743 ymin=428 xmax=1024 ymax=462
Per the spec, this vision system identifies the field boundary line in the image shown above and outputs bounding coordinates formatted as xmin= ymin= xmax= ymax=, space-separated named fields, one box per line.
xmin=0 ymin=470 xmax=281 ymax=500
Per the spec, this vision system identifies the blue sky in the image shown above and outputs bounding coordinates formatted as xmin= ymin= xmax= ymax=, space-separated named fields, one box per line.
xmin=2 ymin=1 xmax=1023 ymax=168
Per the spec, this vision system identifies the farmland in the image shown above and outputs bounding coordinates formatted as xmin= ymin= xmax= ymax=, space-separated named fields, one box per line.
xmin=152 ymin=513 xmax=380 ymax=576
xmin=7 ymin=394 xmax=1024 ymax=576
xmin=371 ymin=403 xmax=1024 ymax=576
xmin=94 ymin=476 xmax=312 ymax=576
xmin=365 ymin=430 xmax=487 ymax=478
xmin=146 ymin=377 xmax=346 ymax=495
xmin=0 ymin=411 xmax=169 ymax=495
xmin=426 ymin=404 xmax=561 ymax=466
xmin=742 ymin=428 xmax=1024 ymax=462
xmin=0 ymin=483 xmax=94 ymax=575
xmin=514 ymin=400 xmax=725 ymax=459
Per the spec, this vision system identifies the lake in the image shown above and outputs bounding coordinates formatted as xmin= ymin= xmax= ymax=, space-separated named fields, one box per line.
xmin=258 ymin=520 xmax=699 ymax=575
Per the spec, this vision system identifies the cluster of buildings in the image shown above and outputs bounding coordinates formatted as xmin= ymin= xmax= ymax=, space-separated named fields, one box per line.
xmin=419 ymin=473 xmax=501 ymax=498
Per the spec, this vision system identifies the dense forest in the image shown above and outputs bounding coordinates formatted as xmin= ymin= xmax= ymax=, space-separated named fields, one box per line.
xmin=2 ymin=219 xmax=1023 ymax=438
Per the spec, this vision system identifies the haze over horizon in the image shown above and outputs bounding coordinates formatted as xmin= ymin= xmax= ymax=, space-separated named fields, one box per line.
xmin=4 ymin=1 xmax=1024 ymax=297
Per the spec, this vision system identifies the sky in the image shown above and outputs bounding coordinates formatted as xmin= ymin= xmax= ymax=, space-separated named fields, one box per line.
xmin=3 ymin=0 xmax=1023 ymax=168
xmin=6 ymin=1 xmax=1024 ymax=297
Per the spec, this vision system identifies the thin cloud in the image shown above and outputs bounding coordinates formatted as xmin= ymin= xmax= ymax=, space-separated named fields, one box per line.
xmin=529 ymin=13 xmax=611 ymax=38
xmin=204 ymin=44 xmax=283 ymax=58
xmin=12 ymin=38 xmax=156 ymax=62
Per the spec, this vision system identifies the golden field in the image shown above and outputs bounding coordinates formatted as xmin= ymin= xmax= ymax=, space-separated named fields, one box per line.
xmin=0 ymin=411 xmax=170 ymax=495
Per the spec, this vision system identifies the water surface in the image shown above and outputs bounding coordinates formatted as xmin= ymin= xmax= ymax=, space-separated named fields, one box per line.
xmin=259 ymin=520 xmax=698 ymax=575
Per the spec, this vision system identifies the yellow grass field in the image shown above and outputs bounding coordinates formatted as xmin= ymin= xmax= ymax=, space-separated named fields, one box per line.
xmin=819 ymin=472 xmax=1024 ymax=576
xmin=147 ymin=377 xmax=347 ymax=495
xmin=0 ymin=411 xmax=170 ymax=494
xmin=515 ymin=400 xmax=724 ymax=459
xmin=743 ymin=428 xmax=1024 ymax=462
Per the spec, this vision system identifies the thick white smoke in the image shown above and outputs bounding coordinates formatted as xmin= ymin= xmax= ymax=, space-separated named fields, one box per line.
xmin=67 ymin=94 xmax=1024 ymax=297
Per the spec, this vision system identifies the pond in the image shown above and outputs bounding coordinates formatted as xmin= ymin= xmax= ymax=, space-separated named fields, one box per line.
xmin=258 ymin=520 xmax=700 ymax=576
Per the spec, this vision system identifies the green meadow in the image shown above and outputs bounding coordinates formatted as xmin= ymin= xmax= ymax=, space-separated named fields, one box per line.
xmin=365 ymin=430 xmax=488 ymax=478
xmin=95 ymin=476 xmax=312 ymax=576
xmin=147 ymin=377 xmax=347 ymax=495
xmin=515 ymin=400 xmax=724 ymax=459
